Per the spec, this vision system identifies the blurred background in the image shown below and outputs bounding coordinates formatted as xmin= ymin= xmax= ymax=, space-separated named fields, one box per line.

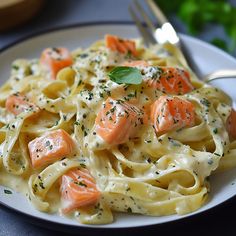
xmin=0 ymin=0 xmax=236 ymax=56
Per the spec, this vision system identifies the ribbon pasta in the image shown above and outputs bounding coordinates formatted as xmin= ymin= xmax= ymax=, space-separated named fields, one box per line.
xmin=0 ymin=37 xmax=235 ymax=225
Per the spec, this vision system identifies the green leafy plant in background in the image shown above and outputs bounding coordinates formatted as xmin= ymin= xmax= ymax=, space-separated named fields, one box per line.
xmin=155 ymin=0 xmax=236 ymax=55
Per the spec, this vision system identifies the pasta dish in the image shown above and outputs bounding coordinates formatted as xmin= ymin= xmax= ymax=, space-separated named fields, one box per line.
xmin=0 ymin=35 xmax=235 ymax=224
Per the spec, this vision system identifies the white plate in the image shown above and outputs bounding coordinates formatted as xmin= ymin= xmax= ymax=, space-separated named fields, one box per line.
xmin=0 ymin=23 xmax=236 ymax=230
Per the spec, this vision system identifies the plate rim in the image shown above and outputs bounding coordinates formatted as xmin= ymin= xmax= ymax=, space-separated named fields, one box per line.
xmin=0 ymin=21 xmax=236 ymax=231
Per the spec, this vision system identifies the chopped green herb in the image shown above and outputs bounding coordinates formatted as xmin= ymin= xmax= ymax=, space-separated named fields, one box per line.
xmin=213 ymin=128 xmax=218 ymax=134
xmin=214 ymin=153 xmax=221 ymax=157
xmin=80 ymin=163 xmax=86 ymax=168
xmin=200 ymin=98 xmax=210 ymax=107
xmin=78 ymin=182 xmax=87 ymax=187
xmin=45 ymin=140 xmax=50 ymax=147
xmin=4 ymin=189 xmax=12 ymax=194
xmin=145 ymin=140 xmax=152 ymax=143
xmin=126 ymin=187 xmax=131 ymax=191
xmin=208 ymin=159 xmax=213 ymax=165
xmin=12 ymin=65 xmax=19 ymax=70
xmin=127 ymin=207 xmax=132 ymax=213
xmin=63 ymin=115 xmax=67 ymax=121
xmin=79 ymin=53 xmax=88 ymax=58
xmin=39 ymin=182 xmax=45 ymax=189
xmin=32 ymin=184 xmax=38 ymax=193
xmin=75 ymin=181 xmax=87 ymax=187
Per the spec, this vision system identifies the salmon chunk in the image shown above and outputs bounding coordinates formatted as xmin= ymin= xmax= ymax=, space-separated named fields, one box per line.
xmin=227 ymin=108 xmax=236 ymax=140
xmin=6 ymin=93 xmax=39 ymax=115
xmin=105 ymin=34 xmax=138 ymax=57
xmin=150 ymin=96 xmax=195 ymax=134
xmin=60 ymin=168 xmax=100 ymax=214
xmin=124 ymin=63 xmax=194 ymax=95
xmin=40 ymin=47 xmax=73 ymax=80
xmin=146 ymin=67 xmax=194 ymax=95
xmin=28 ymin=129 xmax=74 ymax=168
xmin=95 ymin=98 xmax=144 ymax=145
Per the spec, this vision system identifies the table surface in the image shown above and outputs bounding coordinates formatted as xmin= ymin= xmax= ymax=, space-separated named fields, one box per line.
xmin=0 ymin=1 xmax=235 ymax=235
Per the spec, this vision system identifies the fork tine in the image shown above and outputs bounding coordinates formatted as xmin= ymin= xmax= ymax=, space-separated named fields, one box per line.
xmin=145 ymin=0 xmax=168 ymax=26
xmin=129 ymin=5 xmax=156 ymax=46
xmin=133 ymin=0 xmax=156 ymax=32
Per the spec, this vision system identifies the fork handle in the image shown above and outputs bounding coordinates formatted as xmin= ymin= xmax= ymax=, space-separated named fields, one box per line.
xmin=146 ymin=0 xmax=168 ymax=25
xmin=204 ymin=70 xmax=236 ymax=82
xmin=179 ymin=40 xmax=203 ymax=78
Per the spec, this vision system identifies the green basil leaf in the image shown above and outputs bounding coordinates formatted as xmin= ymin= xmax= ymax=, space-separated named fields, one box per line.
xmin=108 ymin=66 xmax=142 ymax=85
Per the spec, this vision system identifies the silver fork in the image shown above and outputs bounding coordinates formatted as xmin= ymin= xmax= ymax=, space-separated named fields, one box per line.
xmin=129 ymin=0 xmax=236 ymax=83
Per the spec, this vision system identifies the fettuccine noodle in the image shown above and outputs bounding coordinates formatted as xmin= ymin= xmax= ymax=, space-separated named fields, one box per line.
xmin=0 ymin=35 xmax=235 ymax=225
